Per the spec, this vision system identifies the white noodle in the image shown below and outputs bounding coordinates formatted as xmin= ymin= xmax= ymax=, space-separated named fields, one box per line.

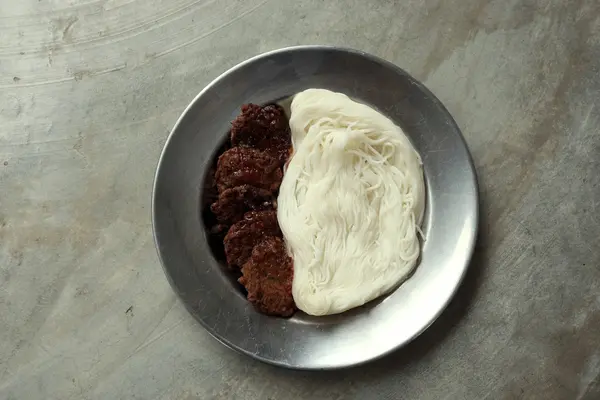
xmin=277 ymin=89 xmax=426 ymax=316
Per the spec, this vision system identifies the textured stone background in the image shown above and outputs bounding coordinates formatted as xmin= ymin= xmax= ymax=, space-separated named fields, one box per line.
xmin=1 ymin=0 xmax=599 ymax=399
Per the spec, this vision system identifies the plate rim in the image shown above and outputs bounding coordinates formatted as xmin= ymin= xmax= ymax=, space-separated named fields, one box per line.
xmin=151 ymin=45 xmax=480 ymax=370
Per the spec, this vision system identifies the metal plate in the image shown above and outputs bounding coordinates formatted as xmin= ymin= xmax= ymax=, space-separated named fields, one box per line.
xmin=152 ymin=46 xmax=479 ymax=370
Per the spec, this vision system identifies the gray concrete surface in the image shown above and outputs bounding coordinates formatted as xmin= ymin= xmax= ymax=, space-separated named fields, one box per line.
xmin=1 ymin=0 xmax=599 ymax=398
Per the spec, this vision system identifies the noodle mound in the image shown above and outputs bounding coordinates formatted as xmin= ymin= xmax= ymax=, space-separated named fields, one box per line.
xmin=277 ymin=89 xmax=425 ymax=316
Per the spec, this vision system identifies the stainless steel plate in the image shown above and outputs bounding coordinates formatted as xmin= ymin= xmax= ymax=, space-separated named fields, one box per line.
xmin=152 ymin=46 xmax=479 ymax=369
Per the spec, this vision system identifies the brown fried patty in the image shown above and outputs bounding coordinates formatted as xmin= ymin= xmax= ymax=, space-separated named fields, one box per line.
xmin=223 ymin=210 xmax=281 ymax=268
xmin=239 ymin=236 xmax=295 ymax=317
xmin=210 ymin=184 xmax=274 ymax=227
xmin=230 ymin=104 xmax=292 ymax=166
xmin=215 ymin=147 xmax=282 ymax=193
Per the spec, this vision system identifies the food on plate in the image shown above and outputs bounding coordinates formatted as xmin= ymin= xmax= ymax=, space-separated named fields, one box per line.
xmin=223 ymin=210 xmax=282 ymax=268
xmin=230 ymin=104 xmax=291 ymax=165
xmin=238 ymin=236 xmax=295 ymax=317
xmin=277 ymin=89 xmax=425 ymax=316
xmin=206 ymin=104 xmax=293 ymax=316
xmin=205 ymin=94 xmax=425 ymax=318
xmin=211 ymin=184 xmax=274 ymax=226
xmin=208 ymin=104 xmax=293 ymax=316
xmin=215 ymin=147 xmax=283 ymax=193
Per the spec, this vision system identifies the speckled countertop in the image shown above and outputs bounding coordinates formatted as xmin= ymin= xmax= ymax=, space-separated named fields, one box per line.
xmin=1 ymin=0 xmax=599 ymax=399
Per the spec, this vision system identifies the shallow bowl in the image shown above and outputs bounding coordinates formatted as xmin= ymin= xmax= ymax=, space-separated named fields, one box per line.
xmin=152 ymin=46 xmax=479 ymax=369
